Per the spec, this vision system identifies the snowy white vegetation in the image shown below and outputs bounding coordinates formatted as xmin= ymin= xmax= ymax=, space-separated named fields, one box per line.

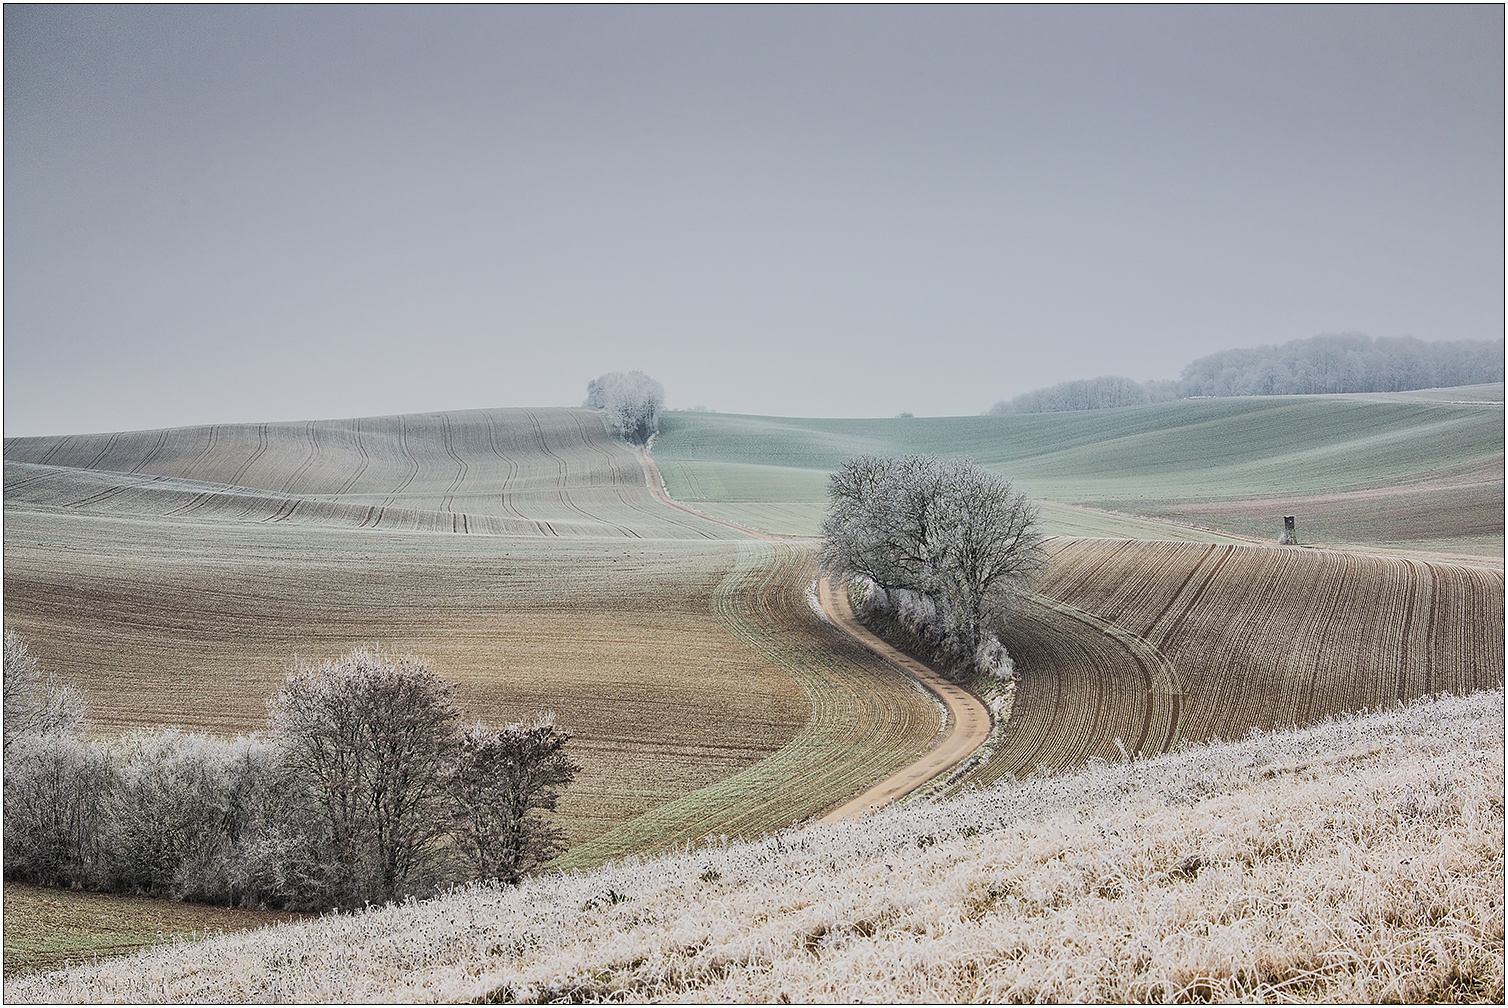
xmin=3 ymin=630 xmax=84 ymax=748
xmin=990 ymin=333 xmax=1505 ymax=413
xmin=8 ymin=688 xmax=1500 ymax=1003
xmin=820 ymin=454 xmax=1041 ymax=678
xmin=2 ymin=645 xmax=576 ymax=910
xmin=584 ymin=371 xmax=665 ymax=446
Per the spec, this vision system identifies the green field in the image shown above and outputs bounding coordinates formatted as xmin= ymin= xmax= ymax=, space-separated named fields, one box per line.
xmin=3 ymin=409 xmax=941 ymax=867
xmin=2 ymin=883 xmax=308 ymax=977
xmin=653 ymin=389 xmax=1504 ymax=557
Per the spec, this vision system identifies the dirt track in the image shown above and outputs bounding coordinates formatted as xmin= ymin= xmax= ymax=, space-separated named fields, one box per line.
xmin=810 ymin=576 xmax=993 ymax=821
xmin=638 ymin=449 xmax=994 ymax=819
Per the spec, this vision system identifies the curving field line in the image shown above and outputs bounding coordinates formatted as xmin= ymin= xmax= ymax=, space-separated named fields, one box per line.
xmin=639 ymin=449 xmax=994 ymax=817
xmin=949 ymin=537 xmax=1505 ymax=792
xmin=813 ymin=576 xmax=992 ymax=821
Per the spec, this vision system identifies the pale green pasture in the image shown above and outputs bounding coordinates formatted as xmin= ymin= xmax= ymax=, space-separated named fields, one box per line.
xmin=656 ymin=397 xmax=1503 ymax=502
xmin=688 ymin=498 xmax=1257 ymax=544
xmin=653 ymin=393 xmax=1504 ymax=551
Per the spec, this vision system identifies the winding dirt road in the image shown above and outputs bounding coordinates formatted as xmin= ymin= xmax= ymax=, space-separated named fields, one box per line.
xmin=810 ymin=576 xmax=993 ymax=821
xmin=637 ymin=449 xmax=993 ymax=820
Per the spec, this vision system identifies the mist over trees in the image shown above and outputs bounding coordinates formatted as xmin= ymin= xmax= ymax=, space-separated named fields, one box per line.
xmin=585 ymin=371 xmax=665 ymax=445
xmin=991 ymin=375 xmax=1159 ymax=414
xmin=3 ymin=645 xmax=577 ymax=910
xmin=989 ymin=334 xmax=1505 ymax=414
xmin=820 ymin=455 xmax=1043 ymax=679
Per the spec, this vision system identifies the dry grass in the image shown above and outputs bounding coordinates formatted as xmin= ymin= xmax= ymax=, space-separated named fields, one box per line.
xmin=8 ymin=688 xmax=1498 ymax=1003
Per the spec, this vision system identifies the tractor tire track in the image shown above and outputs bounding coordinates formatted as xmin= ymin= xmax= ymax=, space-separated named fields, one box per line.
xmin=524 ymin=409 xmax=640 ymax=538
xmin=640 ymin=452 xmax=992 ymax=814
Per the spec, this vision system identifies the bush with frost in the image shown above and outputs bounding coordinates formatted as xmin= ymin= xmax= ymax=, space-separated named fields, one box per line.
xmin=3 ymin=630 xmax=84 ymax=748
xmin=1 ymin=640 xmax=577 ymax=911
xmin=823 ymin=455 xmax=1041 ymax=678
xmin=584 ymin=371 xmax=665 ymax=446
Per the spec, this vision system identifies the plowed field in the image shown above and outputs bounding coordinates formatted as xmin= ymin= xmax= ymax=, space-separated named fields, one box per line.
xmin=953 ymin=538 xmax=1505 ymax=789
xmin=3 ymin=409 xmax=942 ymax=863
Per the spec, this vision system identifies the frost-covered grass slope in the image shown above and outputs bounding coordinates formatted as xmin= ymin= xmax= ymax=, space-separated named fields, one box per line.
xmin=653 ymin=394 xmax=1504 ymax=555
xmin=9 ymin=689 xmax=1500 ymax=1004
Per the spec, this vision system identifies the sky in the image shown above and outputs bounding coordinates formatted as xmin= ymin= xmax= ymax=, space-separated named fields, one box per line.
xmin=5 ymin=6 xmax=1503 ymax=436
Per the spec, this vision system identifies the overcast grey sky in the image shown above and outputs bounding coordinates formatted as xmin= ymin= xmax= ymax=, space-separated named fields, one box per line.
xmin=5 ymin=6 xmax=1502 ymax=436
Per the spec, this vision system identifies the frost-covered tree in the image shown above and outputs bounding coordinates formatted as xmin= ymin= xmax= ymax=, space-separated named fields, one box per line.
xmin=989 ymin=375 xmax=1150 ymax=414
xmin=268 ymin=649 xmax=579 ymax=909
xmin=820 ymin=455 xmax=1043 ymax=676
xmin=3 ymin=730 xmax=112 ymax=887
xmin=585 ymin=371 xmax=665 ymax=445
xmin=987 ymin=334 xmax=1505 ymax=413
xmin=3 ymin=631 xmax=84 ymax=749
xmin=448 ymin=716 xmax=577 ymax=884
xmin=269 ymin=650 xmax=463 ymax=908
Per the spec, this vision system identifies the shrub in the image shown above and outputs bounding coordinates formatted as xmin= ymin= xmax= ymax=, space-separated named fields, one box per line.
xmin=2 ymin=639 xmax=577 ymax=911
xmin=448 ymin=717 xmax=578 ymax=884
xmin=3 ymin=630 xmax=84 ymax=748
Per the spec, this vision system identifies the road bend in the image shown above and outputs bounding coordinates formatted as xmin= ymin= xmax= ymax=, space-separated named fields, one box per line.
xmin=636 ymin=448 xmax=994 ymax=821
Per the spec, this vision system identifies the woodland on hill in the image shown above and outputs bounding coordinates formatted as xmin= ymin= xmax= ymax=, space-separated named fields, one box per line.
xmin=991 ymin=332 xmax=1505 ymax=413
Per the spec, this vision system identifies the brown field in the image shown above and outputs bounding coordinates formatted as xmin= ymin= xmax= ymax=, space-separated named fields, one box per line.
xmin=957 ymin=537 xmax=1505 ymax=789
xmin=1116 ymin=455 xmax=1506 ymax=564
xmin=3 ymin=409 xmax=941 ymax=863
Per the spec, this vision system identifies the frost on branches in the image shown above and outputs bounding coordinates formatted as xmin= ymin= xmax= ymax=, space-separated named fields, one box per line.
xmin=820 ymin=455 xmax=1043 ymax=679
xmin=584 ymin=371 xmax=665 ymax=446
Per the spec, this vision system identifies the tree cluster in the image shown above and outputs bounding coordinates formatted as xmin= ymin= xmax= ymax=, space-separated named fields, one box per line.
xmin=3 ymin=645 xmax=576 ymax=911
xmin=989 ymin=375 xmax=1160 ymax=414
xmin=585 ymin=371 xmax=665 ymax=446
xmin=1177 ymin=333 xmax=1503 ymax=397
xmin=989 ymin=334 xmax=1504 ymax=414
xmin=819 ymin=455 xmax=1043 ymax=678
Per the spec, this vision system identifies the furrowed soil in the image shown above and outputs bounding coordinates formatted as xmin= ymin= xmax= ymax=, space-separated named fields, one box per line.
xmin=956 ymin=537 xmax=1505 ymax=789
xmin=3 ymin=409 xmax=941 ymax=863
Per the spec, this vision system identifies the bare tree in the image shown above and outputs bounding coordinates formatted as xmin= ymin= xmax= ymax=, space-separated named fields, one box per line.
xmin=267 ymin=649 xmax=579 ymax=908
xmin=2 ymin=730 xmax=112 ymax=887
xmin=820 ymin=455 xmax=1044 ymax=672
xmin=448 ymin=716 xmax=578 ymax=884
xmin=269 ymin=649 xmax=462 ymax=908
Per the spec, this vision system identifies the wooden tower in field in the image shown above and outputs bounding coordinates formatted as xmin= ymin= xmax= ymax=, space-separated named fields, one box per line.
xmin=1278 ymin=515 xmax=1298 ymax=546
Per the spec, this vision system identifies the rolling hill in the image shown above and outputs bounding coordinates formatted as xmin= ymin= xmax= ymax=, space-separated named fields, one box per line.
xmin=652 ymin=388 xmax=1504 ymax=558
xmin=4 ymin=393 xmax=1503 ymax=989
xmin=2 ymin=409 xmax=943 ymax=863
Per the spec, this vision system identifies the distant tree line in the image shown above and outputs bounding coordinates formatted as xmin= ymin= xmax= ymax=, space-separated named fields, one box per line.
xmin=989 ymin=333 xmax=1505 ymax=414
xmin=3 ymin=637 xmax=576 ymax=911
xmin=585 ymin=371 xmax=665 ymax=445
xmin=820 ymin=455 xmax=1044 ymax=680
